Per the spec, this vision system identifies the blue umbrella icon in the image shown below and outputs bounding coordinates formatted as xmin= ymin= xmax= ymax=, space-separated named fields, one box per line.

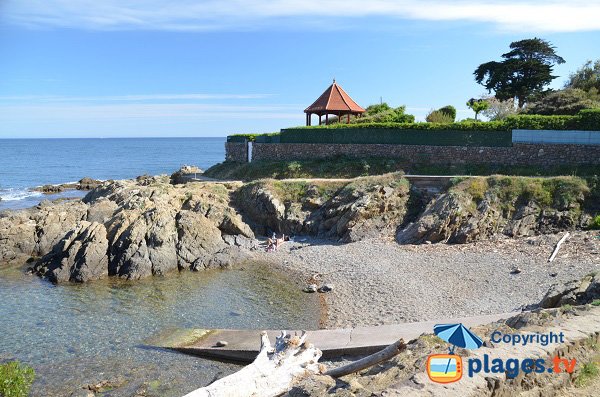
xmin=434 ymin=323 xmax=483 ymax=353
xmin=434 ymin=323 xmax=483 ymax=375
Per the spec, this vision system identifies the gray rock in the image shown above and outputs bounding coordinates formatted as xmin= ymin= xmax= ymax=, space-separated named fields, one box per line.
xmin=303 ymin=284 xmax=318 ymax=293
xmin=215 ymin=340 xmax=228 ymax=347
xmin=35 ymin=221 xmax=109 ymax=283
xmin=540 ymin=275 xmax=600 ymax=308
xmin=318 ymin=284 xmax=334 ymax=293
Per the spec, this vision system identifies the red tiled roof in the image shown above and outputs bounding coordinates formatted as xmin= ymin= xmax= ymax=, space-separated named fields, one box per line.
xmin=304 ymin=80 xmax=365 ymax=113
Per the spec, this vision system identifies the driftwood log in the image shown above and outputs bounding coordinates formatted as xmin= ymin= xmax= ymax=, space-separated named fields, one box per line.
xmin=324 ymin=338 xmax=406 ymax=378
xmin=182 ymin=331 xmax=322 ymax=397
xmin=548 ymin=232 xmax=570 ymax=262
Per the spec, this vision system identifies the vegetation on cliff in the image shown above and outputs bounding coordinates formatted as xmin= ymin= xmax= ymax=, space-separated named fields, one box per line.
xmin=398 ymin=175 xmax=595 ymax=244
xmin=205 ymin=157 xmax=600 ymax=181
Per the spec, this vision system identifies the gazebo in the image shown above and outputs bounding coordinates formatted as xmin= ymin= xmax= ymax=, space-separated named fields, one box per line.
xmin=304 ymin=80 xmax=365 ymax=126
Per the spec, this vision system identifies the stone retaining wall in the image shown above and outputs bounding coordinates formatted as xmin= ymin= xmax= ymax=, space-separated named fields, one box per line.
xmin=248 ymin=142 xmax=600 ymax=166
xmin=225 ymin=142 xmax=248 ymax=162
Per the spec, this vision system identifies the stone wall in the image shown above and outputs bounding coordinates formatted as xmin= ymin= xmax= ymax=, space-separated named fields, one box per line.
xmin=248 ymin=142 xmax=600 ymax=166
xmin=225 ymin=142 xmax=248 ymax=162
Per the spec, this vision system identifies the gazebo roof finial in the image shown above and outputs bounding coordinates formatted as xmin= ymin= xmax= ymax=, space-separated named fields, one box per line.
xmin=333 ymin=78 xmax=336 ymax=84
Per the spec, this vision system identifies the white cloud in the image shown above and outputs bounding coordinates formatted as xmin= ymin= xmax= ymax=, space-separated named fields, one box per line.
xmin=3 ymin=0 xmax=600 ymax=33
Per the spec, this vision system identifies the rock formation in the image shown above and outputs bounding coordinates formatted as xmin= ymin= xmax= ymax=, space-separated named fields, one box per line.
xmin=235 ymin=173 xmax=410 ymax=242
xmin=1 ymin=176 xmax=254 ymax=282
xmin=397 ymin=176 xmax=590 ymax=244
xmin=1 ymin=173 xmax=595 ymax=282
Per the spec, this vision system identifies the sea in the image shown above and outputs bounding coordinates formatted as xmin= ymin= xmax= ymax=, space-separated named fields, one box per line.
xmin=0 ymin=137 xmax=320 ymax=396
xmin=0 ymin=137 xmax=226 ymax=211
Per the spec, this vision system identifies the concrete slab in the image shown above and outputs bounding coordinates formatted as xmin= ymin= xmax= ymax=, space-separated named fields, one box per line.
xmin=148 ymin=312 xmax=517 ymax=363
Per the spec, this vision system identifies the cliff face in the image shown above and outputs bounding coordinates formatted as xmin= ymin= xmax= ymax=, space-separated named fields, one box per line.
xmin=397 ymin=176 xmax=592 ymax=244
xmin=234 ymin=173 xmax=410 ymax=242
xmin=0 ymin=173 xmax=596 ymax=283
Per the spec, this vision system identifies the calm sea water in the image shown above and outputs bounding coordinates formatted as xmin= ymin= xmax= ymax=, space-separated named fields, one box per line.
xmin=0 ymin=138 xmax=225 ymax=210
xmin=0 ymin=264 xmax=319 ymax=396
xmin=0 ymin=137 xmax=320 ymax=395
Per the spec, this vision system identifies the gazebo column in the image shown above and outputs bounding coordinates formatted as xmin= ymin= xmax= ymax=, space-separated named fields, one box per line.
xmin=319 ymin=115 xmax=322 ymax=125
xmin=325 ymin=114 xmax=329 ymax=125
xmin=347 ymin=113 xmax=350 ymax=124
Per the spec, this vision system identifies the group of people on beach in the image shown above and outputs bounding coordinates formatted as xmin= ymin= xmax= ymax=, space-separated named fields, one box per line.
xmin=265 ymin=232 xmax=289 ymax=252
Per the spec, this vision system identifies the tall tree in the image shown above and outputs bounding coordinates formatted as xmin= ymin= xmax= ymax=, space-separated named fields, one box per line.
xmin=565 ymin=59 xmax=600 ymax=99
xmin=474 ymin=38 xmax=565 ymax=109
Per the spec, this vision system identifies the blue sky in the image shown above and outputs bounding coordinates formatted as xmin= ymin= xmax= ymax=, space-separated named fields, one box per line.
xmin=1 ymin=1 xmax=599 ymax=138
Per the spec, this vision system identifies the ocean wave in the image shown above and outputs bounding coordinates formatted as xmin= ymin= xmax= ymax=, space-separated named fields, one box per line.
xmin=0 ymin=188 xmax=43 ymax=201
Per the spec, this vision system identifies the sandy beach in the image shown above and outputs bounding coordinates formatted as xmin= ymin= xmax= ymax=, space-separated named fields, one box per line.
xmin=259 ymin=231 xmax=600 ymax=329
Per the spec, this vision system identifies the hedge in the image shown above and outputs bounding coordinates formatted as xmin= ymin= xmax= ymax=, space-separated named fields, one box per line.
xmin=292 ymin=120 xmax=509 ymax=131
xmin=280 ymin=128 xmax=512 ymax=146
xmin=227 ymin=109 xmax=600 ymax=145
xmin=227 ymin=132 xmax=279 ymax=142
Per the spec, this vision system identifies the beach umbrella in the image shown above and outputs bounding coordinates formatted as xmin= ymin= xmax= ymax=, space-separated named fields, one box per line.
xmin=433 ymin=323 xmax=483 ymax=350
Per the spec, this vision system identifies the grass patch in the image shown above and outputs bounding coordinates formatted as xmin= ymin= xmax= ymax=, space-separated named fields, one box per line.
xmin=0 ymin=361 xmax=35 ymax=397
xmin=591 ymin=299 xmax=600 ymax=307
xmin=205 ymin=156 xmax=406 ymax=180
xmin=561 ymin=304 xmax=574 ymax=312
xmin=205 ymin=158 xmax=600 ymax=181
xmin=575 ymin=361 xmax=600 ymax=387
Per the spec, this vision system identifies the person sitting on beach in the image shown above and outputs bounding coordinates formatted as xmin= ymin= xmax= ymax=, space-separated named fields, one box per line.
xmin=274 ymin=234 xmax=286 ymax=250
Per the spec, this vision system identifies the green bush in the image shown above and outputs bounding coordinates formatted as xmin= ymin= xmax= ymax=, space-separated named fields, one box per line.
xmin=503 ymin=114 xmax=580 ymax=130
xmin=227 ymin=132 xmax=279 ymax=142
xmin=280 ymin=126 xmax=512 ymax=146
xmin=0 ymin=361 xmax=35 ymax=397
xmin=286 ymin=120 xmax=509 ymax=131
xmin=579 ymin=109 xmax=600 ymax=130
xmin=426 ymin=110 xmax=454 ymax=123
xmin=439 ymin=105 xmax=457 ymax=121
xmin=591 ymin=215 xmax=600 ymax=229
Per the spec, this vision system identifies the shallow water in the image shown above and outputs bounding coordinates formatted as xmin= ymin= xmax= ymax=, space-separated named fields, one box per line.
xmin=0 ymin=264 xmax=319 ymax=396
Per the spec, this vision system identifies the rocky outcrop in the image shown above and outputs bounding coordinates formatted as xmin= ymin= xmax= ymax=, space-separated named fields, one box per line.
xmin=235 ymin=173 xmax=410 ymax=242
xmin=0 ymin=177 xmax=255 ymax=282
xmin=0 ymin=199 xmax=88 ymax=265
xmin=540 ymin=274 xmax=600 ymax=308
xmin=77 ymin=177 xmax=102 ymax=190
xmin=397 ymin=176 xmax=590 ymax=244
xmin=170 ymin=165 xmax=203 ymax=184
xmin=35 ymin=221 xmax=109 ymax=283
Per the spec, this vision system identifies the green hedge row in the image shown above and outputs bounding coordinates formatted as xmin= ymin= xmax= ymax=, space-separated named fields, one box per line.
xmin=296 ymin=120 xmax=509 ymax=131
xmin=280 ymin=128 xmax=512 ymax=146
xmin=227 ymin=109 xmax=600 ymax=145
xmin=227 ymin=132 xmax=279 ymax=142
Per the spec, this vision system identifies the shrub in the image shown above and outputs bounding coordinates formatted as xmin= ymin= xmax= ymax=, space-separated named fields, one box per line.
xmin=575 ymin=361 xmax=600 ymax=387
xmin=0 ymin=361 xmax=35 ymax=397
xmin=426 ymin=110 xmax=454 ymax=124
xmin=503 ymin=114 xmax=580 ymax=130
xmin=465 ymin=178 xmax=489 ymax=203
xmin=439 ymin=105 xmax=457 ymax=121
xmin=228 ymin=132 xmax=279 ymax=142
xmin=525 ymin=88 xmax=599 ymax=116
xmin=579 ymin=108 xmax=600 ymax=130
xmin=591 ymin=215 xmax=600 ymax=230
xmin=280 ymin=127 xmax=512 ymax=146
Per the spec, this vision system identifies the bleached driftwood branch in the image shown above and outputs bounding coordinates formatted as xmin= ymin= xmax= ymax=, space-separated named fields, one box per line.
xmin=548 ymin=232 xmax=570 ymax=262
xmin=182 ymin=331 xmax=322 ymax=397
xmin=324 ymin=338 xmax=406 ymax=378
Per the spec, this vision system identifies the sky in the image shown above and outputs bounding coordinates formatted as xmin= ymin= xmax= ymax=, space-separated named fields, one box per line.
xmin=1 ymin=1 xmax=599 ymax=138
